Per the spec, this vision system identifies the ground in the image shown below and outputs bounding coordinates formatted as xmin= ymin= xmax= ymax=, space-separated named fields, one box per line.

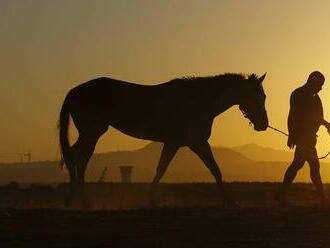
xmin=1 ymin=182 xmax=330 ymax=247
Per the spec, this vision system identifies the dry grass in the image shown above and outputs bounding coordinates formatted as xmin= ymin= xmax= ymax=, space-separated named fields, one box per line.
xmin=1 ymin=183 xmax=330 ymax=247
xmin=0 ymin=182 xmax=328 ymax=209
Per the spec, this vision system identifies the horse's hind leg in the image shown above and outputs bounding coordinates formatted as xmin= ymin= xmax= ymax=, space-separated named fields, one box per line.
xmin=64 ymin=163 xmax=78 ymax=206
xmin=150 ymin=143 xmax=178 ymax=207
xmin=189 ymin=141 xmax=238 ymax=208
xmin=68 ymin=125 xmax=108 ymax=206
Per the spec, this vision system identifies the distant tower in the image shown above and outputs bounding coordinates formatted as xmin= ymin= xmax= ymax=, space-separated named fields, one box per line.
xmin=119 ymin=166 xmax=133 ymax=183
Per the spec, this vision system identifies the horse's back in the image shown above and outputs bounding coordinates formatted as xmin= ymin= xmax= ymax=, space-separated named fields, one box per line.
xmin=69 ymin=77 xmax=154 ymax=105
xmin=66 ymin=77 xmax=214 ymax=143
xmin=71 ymin=77 xmax=148 ymax=97
xmin=68 ymin=77 xmax=161 ymax=124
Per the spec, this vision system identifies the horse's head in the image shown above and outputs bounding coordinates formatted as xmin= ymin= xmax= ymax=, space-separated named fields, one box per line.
xmin=239 ymin=73 xmax=268 ymax=131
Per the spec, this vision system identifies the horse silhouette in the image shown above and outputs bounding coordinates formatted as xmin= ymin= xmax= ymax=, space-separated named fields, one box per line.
xmin=58 ymin=73 xmax=268 ymax=206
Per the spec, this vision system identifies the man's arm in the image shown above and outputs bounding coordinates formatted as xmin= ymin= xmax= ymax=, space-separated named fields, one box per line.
xmin=316 ymin=95 xmax=330 ymax=133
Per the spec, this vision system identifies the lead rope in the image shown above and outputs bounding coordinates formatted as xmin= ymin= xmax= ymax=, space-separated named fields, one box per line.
xmin=267 ymin=125 xmax=330 ymax=160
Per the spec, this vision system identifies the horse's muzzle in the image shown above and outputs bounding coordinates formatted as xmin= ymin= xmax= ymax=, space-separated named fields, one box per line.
xmin=254 ymin=118 xmax=268 ymax=131
xmin=254 ymin=125 xmax=268 ymax=131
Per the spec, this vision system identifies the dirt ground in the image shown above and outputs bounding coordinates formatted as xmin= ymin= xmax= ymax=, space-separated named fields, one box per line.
xmin=1 ymin=182 xmax=330 ymax=247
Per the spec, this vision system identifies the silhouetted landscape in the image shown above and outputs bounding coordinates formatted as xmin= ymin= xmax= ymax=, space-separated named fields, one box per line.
xmin=3 ymin=1 xmax=330 ymax=247
xmin=1 ymin=142 xmax=330 ymax=184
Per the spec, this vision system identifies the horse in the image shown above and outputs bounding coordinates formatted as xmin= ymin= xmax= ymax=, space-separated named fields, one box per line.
xmin=58 ymin=72 xmax=268 ymax=206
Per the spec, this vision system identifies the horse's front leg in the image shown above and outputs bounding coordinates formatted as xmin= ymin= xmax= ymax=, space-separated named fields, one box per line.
xmin=189 ymin=141 xmax=239 ymax=208
xmin=150 ymin=143 xmax=178 ymax=207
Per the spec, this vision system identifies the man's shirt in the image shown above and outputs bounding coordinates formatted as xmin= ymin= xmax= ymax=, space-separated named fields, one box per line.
xmin=288 ymin=86 xmax=323 ymax=144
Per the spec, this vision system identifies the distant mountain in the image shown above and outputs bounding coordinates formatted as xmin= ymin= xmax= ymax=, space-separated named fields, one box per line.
xmin=89 ymin=142 xmax=254 ymax=182
xmin=232 ymin=143 xmax=293 ymax=162
xmin=1 ymin=142 xmax=330 ymax=183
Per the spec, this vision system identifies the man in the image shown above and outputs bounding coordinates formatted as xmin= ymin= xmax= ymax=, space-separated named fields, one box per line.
xmin=276 ymin=71 xmax=330 ymax=205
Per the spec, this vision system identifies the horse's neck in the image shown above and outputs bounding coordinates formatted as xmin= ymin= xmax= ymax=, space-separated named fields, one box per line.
xmin=213 ymin=82 xmax=245 ymax=116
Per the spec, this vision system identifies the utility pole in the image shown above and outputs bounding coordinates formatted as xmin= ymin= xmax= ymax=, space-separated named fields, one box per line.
xmin=16 ymin=152 xmax=32 ymax=163
xmin=17 ymin=153 xmax=24 ymax=163
xmin=26 ymin=152 xmax=31 ymax=163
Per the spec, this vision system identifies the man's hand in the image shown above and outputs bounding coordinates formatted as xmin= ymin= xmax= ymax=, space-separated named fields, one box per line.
xmin=322 ymin=120 xmax=330 ymax=135
xmin=287 ymin=135 xmax=295 ymax=149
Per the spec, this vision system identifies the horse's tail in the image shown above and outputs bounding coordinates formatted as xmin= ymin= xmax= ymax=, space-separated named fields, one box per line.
xmin=58 ymin=93 xmax=72 ymax=170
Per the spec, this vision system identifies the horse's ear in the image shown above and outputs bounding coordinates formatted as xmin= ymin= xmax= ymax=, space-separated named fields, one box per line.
xmin=258 ymin=73 xmax=267 ymax=84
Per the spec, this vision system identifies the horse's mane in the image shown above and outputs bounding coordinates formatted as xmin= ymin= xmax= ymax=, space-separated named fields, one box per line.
xmin=167 ymin=73 xmax=260 ymax=85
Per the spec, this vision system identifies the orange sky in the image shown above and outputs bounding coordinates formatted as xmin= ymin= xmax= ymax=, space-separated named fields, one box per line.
xmin=1 ymin=0 xmax=330 ymax=162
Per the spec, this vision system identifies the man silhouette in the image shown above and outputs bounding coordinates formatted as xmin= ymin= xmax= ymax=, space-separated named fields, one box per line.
xmin=276 ymin=71 xmax=330 ymax=205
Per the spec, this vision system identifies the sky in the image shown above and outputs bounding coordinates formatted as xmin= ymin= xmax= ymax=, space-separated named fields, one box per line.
xmin=1 ymin=0 xmax=330 ymax=162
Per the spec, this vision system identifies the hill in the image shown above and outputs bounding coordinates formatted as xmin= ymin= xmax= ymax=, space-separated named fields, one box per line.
xmin=232 ymin=143 xmax=293 ymax=162
xmin=1 ymin=142 xmax=330 ymax=183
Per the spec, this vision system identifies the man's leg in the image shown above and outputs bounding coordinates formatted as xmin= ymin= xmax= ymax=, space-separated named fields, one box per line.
xmin=306 ymin=148 xmax=325 ymax=202
xmin=276 ymin=146 xmax=305 ymax=203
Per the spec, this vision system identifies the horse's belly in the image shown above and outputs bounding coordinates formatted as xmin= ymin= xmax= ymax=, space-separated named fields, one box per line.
xmin=109 ymin=117 xmax=212 ymax=145
xmin=110 ymin=121 xmax=165 ymax=141
xmin=106 ymin=99 xmax=214 ymax=143
xmin=106 ymin=102 xmax=167 ymax=140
